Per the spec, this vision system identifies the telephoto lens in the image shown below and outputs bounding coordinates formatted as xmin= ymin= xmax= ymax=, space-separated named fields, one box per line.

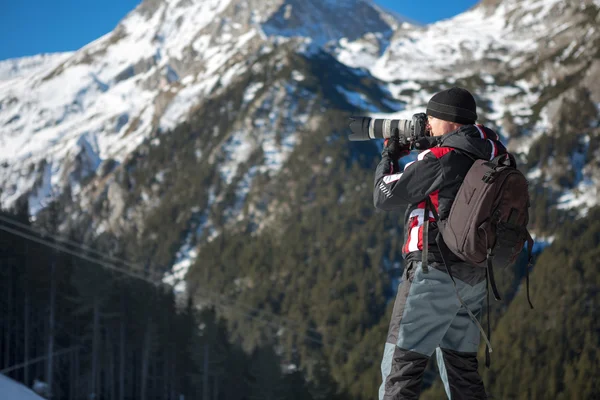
xmin=347 ymin=117 xmax=411 ymax=141
xmin=348 ymin=113 xmax=427 ymax=142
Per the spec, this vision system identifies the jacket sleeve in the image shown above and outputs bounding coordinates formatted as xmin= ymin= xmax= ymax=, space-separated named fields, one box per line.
xmin=374 ymin=150 xmax=444 ymax=211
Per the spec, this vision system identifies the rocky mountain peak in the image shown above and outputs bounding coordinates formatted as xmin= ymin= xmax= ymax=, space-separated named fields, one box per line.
xmin=129 ymin=0 xmax=397 ymax=45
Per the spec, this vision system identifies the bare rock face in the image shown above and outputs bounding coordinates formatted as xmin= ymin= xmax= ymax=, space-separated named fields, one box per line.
xmin=261 ymin=0 xmax=393 ymax=45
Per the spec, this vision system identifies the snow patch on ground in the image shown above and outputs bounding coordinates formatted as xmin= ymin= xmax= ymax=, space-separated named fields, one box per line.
xmin=163 ymin=244 xmax=198 ymax=294
xmin=244 ymin=82 xmax=265 ymax=104
xmin=159 ymin=77 xmax=220 ymax=130
xmin=28 ymin=162 xmax=54 ymax=216
xmin=0 ymin=374 xmax=44 ymax=400
xmin=556 ymin=180 xmax=598 ymax=216
xmin=220 ymin=130 xmax=255 ymax=186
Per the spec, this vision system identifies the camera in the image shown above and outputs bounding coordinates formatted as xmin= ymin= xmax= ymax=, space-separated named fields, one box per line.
xmin=348 ymin=113 xmax=435 ymax=150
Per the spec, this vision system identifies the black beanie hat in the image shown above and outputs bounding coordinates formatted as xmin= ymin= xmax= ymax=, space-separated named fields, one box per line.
xmin=426 ymin=87 xmax=477 ymax=125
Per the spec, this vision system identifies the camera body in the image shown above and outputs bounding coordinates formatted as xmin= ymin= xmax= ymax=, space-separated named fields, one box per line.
xmin=348 ymin=113 xmax=436 ymax=150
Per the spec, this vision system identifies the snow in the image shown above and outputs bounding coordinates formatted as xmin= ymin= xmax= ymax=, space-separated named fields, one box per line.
xmin=556 ymin=180 xmax=598 ymax=216
xmin=332 ymin=0 xmax=564 ymax=83
xmin=336 ymin=85 xmax=381 ymax=112
xmin=481 ymin=81 xmax=539 ymax=123
xmin=531 ymin=234 xmax=555 ymax=253
xmin=262 ymin=127 xmax=298 ymax=173
xmin=163 ymin=244 xmax=198 ymax=294
xmin=0 ymin=53 xmax=73 ymax=82
xmin=513 ymin=107 xmax=551 ymax=154
xmin=0 ymin=373 xmax=45 ymax=400
xmin=218 ymin=62 xmax=248 ymax=89
xmin=220 ymin=130 xmax=255 ymax=186
xmin=527 ymin=167 xmax=542 ymax=180
xmin=156 ymin=0 xmax=233 ymax=60
xmin=570 ymin=136 xmax=589 ymax=187
xmin=28 ymin=162 xmax=54 ymax=216
xmin=334 ymin=37 xmax=382 ymax=70
xmin=244 ymin=82 xmax=264 ymax=103
xmin=224 ymin=165 xmax=259 ymax=222
xmin=291 ymin=70 xmax=305 ymax=81
xmin=159 ymin=77 xmax=219 ymax=130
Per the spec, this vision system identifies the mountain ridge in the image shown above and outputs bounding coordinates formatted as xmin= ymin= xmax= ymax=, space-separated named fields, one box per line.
xmin=1 ymin=1 xmax=599 ymax=398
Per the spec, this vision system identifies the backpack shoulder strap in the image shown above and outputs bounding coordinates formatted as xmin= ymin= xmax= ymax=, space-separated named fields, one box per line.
xmin=525 ymin=231 xmax=535 ymax=310
xmin=422 ymin=200 xmax=430 ymax=273
xmin=426 ymin=197 xmax=439 ymax=221
xmin=435 ymin=233 xmax=494 ymax=358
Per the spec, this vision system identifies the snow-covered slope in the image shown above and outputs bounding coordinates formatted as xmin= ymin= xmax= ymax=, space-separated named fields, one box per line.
xmin=0 ymin=374 xmax=44 ymax=400
xmin=0 ymin=53 xmax=73 ymax=81
xmin=332 ymin=0 xmax=600 ymax=213
xmin=334 ymin=0 xmax=598 ymax=113
xmin=0 ymin=0 xmax=396 ymax=215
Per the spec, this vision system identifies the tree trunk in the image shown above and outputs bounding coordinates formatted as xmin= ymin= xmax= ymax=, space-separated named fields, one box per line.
xmin=119 ymin=306 xmax=126 ymax=400
xmin=170 ymin=350 xmax=177 ymax=400
xmin=46 ymin=258 xmax=55 ymax=398
xmin=164 ymin=350 xmax=169 ymax=400
xmin=213 ymin=375 xmax=219 ymax=400
xmin=130 ymin=350 xmax=136 ymax=399
xmin=69 ymin=349 xmax=75 ymax=400
xmin=109 ymin=328 xmax=116 ymax=400
xmin=75 ymin=325 xmax=80 ymax=400
xmin=5 ymin=265 xmax=13 ymax=370
xmin=24 ymin=275 xmax=30 ymax=387
xmin=140 ymin=319 xmax=152 ymax=400
xmin=91 ymin=295 xmax=101 ymax=399
xmin=203 ymin=344 xmax=209 ymax=400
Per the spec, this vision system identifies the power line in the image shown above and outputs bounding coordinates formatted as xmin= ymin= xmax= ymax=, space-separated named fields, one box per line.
xmin=0 ymin=219 xmax=346 ymax=349
xmin=0 ymin=223 xmax=154 ymax=284
xmin=0 ymin=215 xmax=144 ymax=272
xmin=0 ymin=215 xmax=349 ymax=347
xmin=0 ymin=346 xmax=81 ymax=375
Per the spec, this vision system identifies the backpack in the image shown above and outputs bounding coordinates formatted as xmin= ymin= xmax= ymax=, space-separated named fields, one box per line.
xmin=424 ymin=152 xmax=535 ymax=366
xmin=433 ymin=152 xmax=535 ymax=305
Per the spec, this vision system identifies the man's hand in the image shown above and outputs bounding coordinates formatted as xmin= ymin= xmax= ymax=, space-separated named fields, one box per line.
xmin=382 ymin=128 xmax=411 ymax=161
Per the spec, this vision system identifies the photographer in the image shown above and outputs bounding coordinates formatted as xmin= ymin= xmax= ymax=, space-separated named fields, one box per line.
xmin=358 ymin=88 xmax=508 ymax=400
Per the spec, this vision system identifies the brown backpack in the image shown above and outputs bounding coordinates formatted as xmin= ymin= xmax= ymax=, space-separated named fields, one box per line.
xmin=431 ymin=153 xmax=535 ymax=305
xmin=425 ymin=152 xmax=535 ymax=366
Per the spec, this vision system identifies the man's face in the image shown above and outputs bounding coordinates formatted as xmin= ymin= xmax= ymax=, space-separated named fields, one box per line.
xmin=426 ymin=115 xmax=462 ymax=137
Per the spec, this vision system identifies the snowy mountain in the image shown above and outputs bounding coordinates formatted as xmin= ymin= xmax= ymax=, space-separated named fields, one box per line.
xmin=1 ymin=1 xmax=599 ymax=397
xmin=0 ymin=0 xmax=394 ymax=214
xmin=334 ymin=0 xmax=600 ymax=214
xmin=0 ymin=0 xmax=599 ymax=284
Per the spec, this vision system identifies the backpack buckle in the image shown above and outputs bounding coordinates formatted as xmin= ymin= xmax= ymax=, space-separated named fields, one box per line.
xmin=482 ymin=171 xmax=496 ymax=184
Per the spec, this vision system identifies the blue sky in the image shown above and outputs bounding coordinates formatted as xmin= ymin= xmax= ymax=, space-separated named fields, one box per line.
xmin=0 ymin=0 xmax=479 ymax=61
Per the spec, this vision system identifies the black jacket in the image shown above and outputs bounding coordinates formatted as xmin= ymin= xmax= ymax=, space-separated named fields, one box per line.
xmin=374 ymin=124 xmax=507 ymax=266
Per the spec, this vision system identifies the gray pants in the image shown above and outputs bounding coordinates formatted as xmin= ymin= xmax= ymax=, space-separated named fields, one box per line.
xmin=379 ymin=261 xmax=488 ymax=400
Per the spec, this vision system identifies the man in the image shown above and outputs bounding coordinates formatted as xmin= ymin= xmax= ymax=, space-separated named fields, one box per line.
xmin=375 ymin=87 xmax=507 ymax=400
